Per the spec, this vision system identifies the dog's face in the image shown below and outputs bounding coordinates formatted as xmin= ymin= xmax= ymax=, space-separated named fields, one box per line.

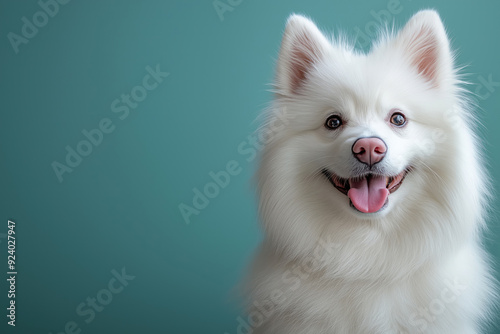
xmin=263 ymin=11 xmax=458 ymax=220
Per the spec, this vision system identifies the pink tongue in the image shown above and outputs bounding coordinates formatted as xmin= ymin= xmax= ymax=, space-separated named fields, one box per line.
xmin=347 ymin=175 xmax=389 ymax=213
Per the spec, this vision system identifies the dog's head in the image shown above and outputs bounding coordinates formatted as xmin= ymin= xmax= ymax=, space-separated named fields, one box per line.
xmin=258 ymin=11 xmax=483 ymax=251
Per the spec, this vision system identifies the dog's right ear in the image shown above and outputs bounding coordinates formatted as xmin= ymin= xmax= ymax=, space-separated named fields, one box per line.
xmin=391 ymin=10 xmax=453 ymax=88
xmin=276 ymin=14 xmax=331 ymax=95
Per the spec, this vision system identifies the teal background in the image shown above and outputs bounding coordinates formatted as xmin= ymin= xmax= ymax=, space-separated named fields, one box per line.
xmin=0 ymin=0 xmax=499 ymax=333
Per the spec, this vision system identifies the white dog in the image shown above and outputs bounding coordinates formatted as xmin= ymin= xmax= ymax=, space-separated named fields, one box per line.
xmin=244 ymin=10 xmax=496 ymax=334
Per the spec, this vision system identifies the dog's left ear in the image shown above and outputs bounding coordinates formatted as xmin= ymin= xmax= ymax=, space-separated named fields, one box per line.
xmin=393 ymin=10 xmax=453 ymax=87
xmin=276 ymin=14 xmax=332 ymax=95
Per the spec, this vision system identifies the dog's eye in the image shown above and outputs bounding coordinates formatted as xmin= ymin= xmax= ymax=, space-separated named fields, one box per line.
xmin=325 ymin=115 xmax=342 ymax=130
xmin=390 ymin=112 xmax=406 ymax=127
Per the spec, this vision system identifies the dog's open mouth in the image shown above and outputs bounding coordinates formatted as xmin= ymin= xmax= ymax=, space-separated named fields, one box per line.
xmin=322 ymin=169 xmax=409 ymax=213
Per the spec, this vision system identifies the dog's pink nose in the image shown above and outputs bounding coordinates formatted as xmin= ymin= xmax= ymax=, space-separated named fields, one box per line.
xmin=352 ymin=137 xmax=387 ymax=167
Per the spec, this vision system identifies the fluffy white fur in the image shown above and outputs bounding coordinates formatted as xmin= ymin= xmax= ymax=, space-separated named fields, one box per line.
xmin=244 ymin=10 xmax=496 ymax=334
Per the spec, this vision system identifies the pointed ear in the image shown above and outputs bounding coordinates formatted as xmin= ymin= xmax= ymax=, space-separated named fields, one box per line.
xmin=394 ymin=10 xmax=453 ymax=87
xmin=276 ymin=14 xmax=332 ymax=95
